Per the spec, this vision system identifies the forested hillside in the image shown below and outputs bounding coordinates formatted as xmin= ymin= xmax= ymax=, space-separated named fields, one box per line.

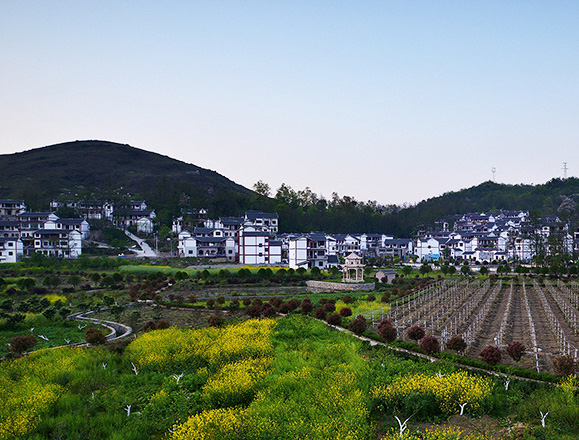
xmin=0 ymin=140 xmax=577 ymax=236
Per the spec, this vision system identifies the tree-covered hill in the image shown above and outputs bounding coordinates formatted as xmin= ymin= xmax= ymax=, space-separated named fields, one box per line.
xmin=0 ymin=140 xmax=253 ymax=219
xmin=1 ymin=140 xmax=577 ymax=236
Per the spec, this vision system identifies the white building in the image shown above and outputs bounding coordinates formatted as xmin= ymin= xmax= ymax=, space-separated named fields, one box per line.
xmin=0 ymin=200 xmax=26 ymax=217
xmin=32 ymin=229 xmax=82 ymax=258
xmin=238 ymin=227 xmax=282 ymax=265
xmin=0 ymin=238 xmax=23 ymax=263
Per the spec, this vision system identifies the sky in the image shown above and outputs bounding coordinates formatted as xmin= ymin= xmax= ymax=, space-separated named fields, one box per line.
xmin=1 ymin=1 xmax=578 ymax=206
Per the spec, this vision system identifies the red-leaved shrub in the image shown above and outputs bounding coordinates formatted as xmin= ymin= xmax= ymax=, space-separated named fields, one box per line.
xmin=406 ymin=325 xmax=425 ymax=342
xmin=506 ymin=341 xmax=526 ymax=362
xmin=377 ymin=319 xmax=397 ymax=343
xmin=479 ymin=345 xmax=502 ymax=366
xmin=420 ymin=335 xmax=440 ymax=355
xmin=326 ymin=313 xmax=342 ymax=326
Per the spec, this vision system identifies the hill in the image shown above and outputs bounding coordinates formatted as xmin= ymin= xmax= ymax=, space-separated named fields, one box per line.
xmin=394 ymin=179 xmax=579 ymax=234
xmin=0 ymin=140 xmax=253 ymax=219
xmin=0 ymin=140 xmax=577 ymax=235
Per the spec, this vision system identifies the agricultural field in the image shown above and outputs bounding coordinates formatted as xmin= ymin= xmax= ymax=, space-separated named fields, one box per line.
xmin=381 ymin=278 xmax=579 ymax=375
xmin=1 ymin=258 xmax=579 ymax=439
xmin=2 ymin=314 xmax=578 ymax=439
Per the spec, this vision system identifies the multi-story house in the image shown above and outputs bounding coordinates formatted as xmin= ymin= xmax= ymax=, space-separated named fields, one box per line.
xmin=0 ymin=200 xmax=27 ymax=217
xmin=0 ymin=238 xmax=23 ymax=263
xmin=32 ymin=229 xmax=82 ymax=258
xmin=243 ymin=211 xmax=279 ymax=234
xmin=112 ymin=208 xmax=156 ymax=233
xmin=238 ymin=227 xmax=282 ymax=265
xmin=0 ymin=220 xmax=21 ymax=238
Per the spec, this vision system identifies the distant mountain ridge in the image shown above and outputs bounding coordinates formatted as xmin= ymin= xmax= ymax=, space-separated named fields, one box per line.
xmin=0 ymin=140 xmax=577 ymax=236
xmin=0 ymin=140 xmax=252 ymax=217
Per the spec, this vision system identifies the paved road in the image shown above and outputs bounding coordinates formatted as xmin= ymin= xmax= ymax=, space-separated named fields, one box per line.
xmin=124 ymin=230 xmax=158 ymax=257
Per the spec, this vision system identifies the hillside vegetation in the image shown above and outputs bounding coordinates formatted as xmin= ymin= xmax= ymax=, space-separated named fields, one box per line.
xmin=0 ymin=140 xmax=252 ymax=218
xmin=1 ymin=140 xmax=578 ymax=235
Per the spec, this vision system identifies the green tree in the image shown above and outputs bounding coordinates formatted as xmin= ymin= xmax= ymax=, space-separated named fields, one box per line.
xmin=253 ymin=180 xmax=271 ymax=198
xmin=419 ymin=264 xmax=432 ymax=277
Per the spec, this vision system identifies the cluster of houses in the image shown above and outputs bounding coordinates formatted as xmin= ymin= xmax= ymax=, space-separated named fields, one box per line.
xmin=2 ymin=195 xmax=576 ymax=268
xmin=0 ymin=199 xmax=156 ymax=262
xmin=174 ymin=210 xmax=414 ymax=269
xmin=49 ymin=199 xmax=156 ymax=233
xmin=176 ymin=209 xmax=579 ymax=268
xmin=416 ymin=210 xmax=578 ymax=263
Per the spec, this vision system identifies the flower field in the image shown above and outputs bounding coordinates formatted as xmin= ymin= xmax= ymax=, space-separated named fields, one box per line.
xmin=0 ymin=313 xmax=578 ymax=439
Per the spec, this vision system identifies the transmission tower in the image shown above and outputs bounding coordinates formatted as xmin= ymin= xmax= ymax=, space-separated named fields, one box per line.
xmin=562 ymin=162 xmax=568 ymax=179
xmin=491 ymin=167 xmax=496 ymax=182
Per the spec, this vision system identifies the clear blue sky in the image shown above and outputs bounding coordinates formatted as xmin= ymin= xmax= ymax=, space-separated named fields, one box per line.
xmin=1 ymin=1 xmax=578 ymax=205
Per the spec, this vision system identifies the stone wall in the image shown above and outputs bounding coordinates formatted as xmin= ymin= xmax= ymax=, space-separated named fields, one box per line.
xmin=306 ymin=280 xmax=375 ymax=293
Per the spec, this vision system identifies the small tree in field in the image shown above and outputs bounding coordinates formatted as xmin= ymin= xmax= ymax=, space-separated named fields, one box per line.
xmin=420 ymin=335 xmax=440 ymax=355
xmin=301 ymin=299 xmax=313 ymax=314
xmin=406 ymin=325 xmax=425 ymax=342
xmin=85 ymin=328 xmax=106 ymax=345
xmin=323 ymin=302 xmax=336 ymax=313
xmin=553 ymin=355 xmax=576 ymax=377
xmin=446 ymin=335 xmax=467 ymax=355
xmin=314 ymin=307 xmax=327 ymax=320
xmin=480 ymin=345 xmax=502 ymax=366
xmin=208 ymin=315 xmax=224 ymax=327
xmin=9 ymin=334 xmax=36 ymax=355
xmin=348 ymin=315 xmax=367 ymax=335
xmin=326 ymin=313 xmax=342 ymax=327
xmin=506 ymin=341 xmax=526 ymax=362
xmin=377 ymin=319 xmax=397 ymax=342
xmin=339 ymin=307 xmax=352 ymax=317
xmin=261 ymin=305 xmax=276 ymax=317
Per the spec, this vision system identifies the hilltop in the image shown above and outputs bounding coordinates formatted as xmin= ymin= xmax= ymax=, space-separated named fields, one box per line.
xmin=0 ymin=140 xmax=253 ymax=218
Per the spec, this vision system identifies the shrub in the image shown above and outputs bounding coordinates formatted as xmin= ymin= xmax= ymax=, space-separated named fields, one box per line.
xmin=261 ymin=305 xmax=276 ymax=317
xmin=479 ymin=345 xmax=502 ymax=366
xmin=323 ymin=302 xmax=336 ymax=313
xmin=339 ymin=307 xmax=352 ymax=317
xmin=245 ymin=305 xmax=262 ymax=318
xmin=380 ymin=292 xmax=390 ymax=303
xmin=300 ymin=300 xmax=313 ymax=314
xmin=242 ymin=298 xmax=252 ymax=306
xmin=216 ymin=296 xmax=226 ymax=304
xmin=278 ymin=303 xmax=290 ymax=314
xmin=229 ymin=298 xmax=240 ymax=311
xmin=8 ymin=334 xmax=37 ymax=354
xmin=326 ymin=313 xmax=342 ymax=326
xmin=341 ymin=294 xmax=354 ymax=304
xmin=206 ymin=299 xmax=215 ymax=309
xmin=143 ymin=320 xmax=157 ymax=332
xmin=208 ymin=315 xmax=224 ymax=327
xmin=348 ymin=315 xmax=367 ymax=335
xmin=156 ymin=319 xmax=171 ymax=329
xmin=269 ymin=297 xmax=283 ymax=309
xmin=506 ymin=341 xmax=526 ymax=362
xmin=553 ymin=355 xmax=576 ymax=377
xmin=318 ymin=298 xmax=328 ymax=305
xmin=85 ymin=328 xmax=106 ymax=345
xmin=252 ymin=298 xmax=263 ymax=307
xmin=314 ymin=307 xmax=327 ymax=320
xmin=420 ymin=335 xmax=440 ymax=355
xmin=406 ymin=325 xmax=425 ymax=342
xmin=366 ymin=294 xmax=376 ymax=302
xmin=377 ymin=319 xmax=397 ymax=342
xmin=287 ymin=299 xmax=299 ymax=311
xmin=446 ymin=335 xmax=467 ymax=354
